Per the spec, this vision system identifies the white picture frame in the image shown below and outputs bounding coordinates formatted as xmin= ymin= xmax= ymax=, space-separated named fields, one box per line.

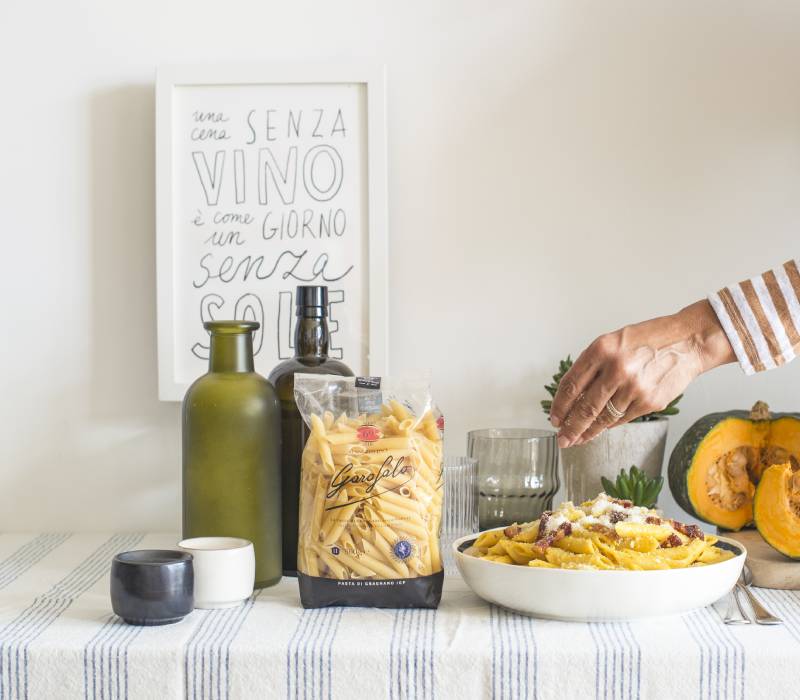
xmin=156 ymin=64 xmax=389 ymax=401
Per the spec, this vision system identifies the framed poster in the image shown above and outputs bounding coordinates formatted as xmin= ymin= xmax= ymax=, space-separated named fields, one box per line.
xmin=156 ymin=64 xmax=388 ymax=400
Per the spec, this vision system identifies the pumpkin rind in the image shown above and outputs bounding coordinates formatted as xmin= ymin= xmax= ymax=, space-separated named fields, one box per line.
xmin=668 ymin=404 xmax=800 ymax=531
xmin=754 ymin=463 xmax=800 ymax=560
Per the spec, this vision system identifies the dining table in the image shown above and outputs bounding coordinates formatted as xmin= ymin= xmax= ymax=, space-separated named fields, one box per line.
xmin=0 ymin=532 xmax=798 ymax=699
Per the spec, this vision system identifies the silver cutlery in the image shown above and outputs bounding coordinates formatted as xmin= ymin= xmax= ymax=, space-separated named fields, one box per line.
xmin=738 ymin=565 xmax=782 ymax=625
xmin=723 ymin=580 xmax=752 ymax=625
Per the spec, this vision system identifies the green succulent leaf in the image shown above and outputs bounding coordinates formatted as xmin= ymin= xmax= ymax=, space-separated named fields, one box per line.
xmin=603 ymin=465 xmax=663 ymax=507
xmin=641 ymin=477 xmax=664 ymax=507
xmin=618 ymin=470 xmax=632 ymax=497
xmin=600 ymin=476 xmax=619 ymax=498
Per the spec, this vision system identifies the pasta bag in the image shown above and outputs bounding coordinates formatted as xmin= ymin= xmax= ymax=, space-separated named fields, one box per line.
xmin=293 ymin=374 xmax=444 ymax=609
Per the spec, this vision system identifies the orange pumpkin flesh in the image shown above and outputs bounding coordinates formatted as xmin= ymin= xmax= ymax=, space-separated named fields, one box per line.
xmin=754 ymin=462 xmax=800 ymax=559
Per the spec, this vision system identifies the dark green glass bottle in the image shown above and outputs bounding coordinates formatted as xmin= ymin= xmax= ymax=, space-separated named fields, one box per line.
xmin=183 ymin=320 xmax=282 ymax=588
xmin=268 ymin=286 xmax=353 ymax=575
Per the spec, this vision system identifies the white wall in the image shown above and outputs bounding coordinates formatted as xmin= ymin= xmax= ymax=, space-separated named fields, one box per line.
xmin=2 ymin=1 xmax=800 ymax=531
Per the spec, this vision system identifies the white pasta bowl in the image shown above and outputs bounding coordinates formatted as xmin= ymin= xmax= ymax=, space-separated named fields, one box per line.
xmin=453 ymin=531 xmax=746 ymax=621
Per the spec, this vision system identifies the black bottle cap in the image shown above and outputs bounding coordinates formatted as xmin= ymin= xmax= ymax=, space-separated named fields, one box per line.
xmin=295 ymin=285 xmax=328 ymax=316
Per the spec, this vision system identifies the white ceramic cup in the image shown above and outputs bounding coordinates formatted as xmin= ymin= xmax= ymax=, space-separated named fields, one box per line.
xmin=178 ymin=537 xmax=255 ymax=609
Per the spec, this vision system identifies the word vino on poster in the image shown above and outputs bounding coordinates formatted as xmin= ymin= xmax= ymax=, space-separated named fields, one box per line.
xmin=157 ymin=67 xmax=388 ymax=400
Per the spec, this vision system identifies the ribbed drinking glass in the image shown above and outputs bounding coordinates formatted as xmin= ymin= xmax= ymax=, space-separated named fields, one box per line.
xmin=467 ymin=429 xmax=559 ymax=530
xmin=441 ymin=457 xmax=479 ymax=576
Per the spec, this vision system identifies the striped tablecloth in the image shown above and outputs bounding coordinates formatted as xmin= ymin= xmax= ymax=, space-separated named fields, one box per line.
xmin=0 ymin=533 xmax=798 ymax=700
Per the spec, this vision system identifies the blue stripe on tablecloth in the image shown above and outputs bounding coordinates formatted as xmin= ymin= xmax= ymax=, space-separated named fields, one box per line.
xmin=304 ymin=608 xmax=328 ymax=699
xmin=221 ymin=591 xmax=260 ymax=699
xmin=110 ymin=619 xmax=140 ymax=700
xmin=286 ymin=610 xmax=311 ymax=700
xmin=509 ymin=609 xmax=521 ymax=698
xmin=387 ymin=609 xmax=435 ymax=700
xmin=509 ymin=611 xmax=522 ymax=700
xmin=399 ymin=610 xmax=411 ymax=699
xmin=311 ymin=604 xmax=334 ymax=699
xmin=757 ymin=589 xmax=800 ymax=643
xmin=297 ymin=609 xmax=320 ymax=699
xmin=85 ymin=614 xmax=117 ymax=699
xmin=390 ymin=611 xmax=404 ymax=700
xmin=712 ymin=602 xmax=744 ymax=700
xmin=601 ymin=624 xmax=619 ymax=700
xmin=388 ymin=611 xmax=400 ymax=700
xmin=683 ymin=606 xmax=745 ymax=700
xmin=619 ymin=622 xmax=641 ymax=700
xmin=427 ymin=609 xmax=437 ymax=699
xmin=285 ymin=607 xmax=344 ymax=700
xmin=427 ymin=607 xmax=436 ymax=699
xmin=0 ymin=534 xmax=71 ymax=591
xmin=83 ymin=614 xmax=142 ymax=700
xmin=322 ymin=607 xmax=342 ymax=700
xmin=297 ymin=610 xmax=319 ymax=698
xmin=0 ymin=533 xmax=143 ymax=700
xmin=198 ymin=605 xmax=231 ymax=698
xmin=489 ymin=605 xmax=504 ymax=700
xmin=500 ymin=610 xmax=520 ymax=697
xmin=489 ymin=606 xmax=537 ymax=700
xmin=206 ymin=604 xmax=234 ymax=699
xmin=683 ymin=610 xmax=711 ymax=699
xmin=497 ymin=607 xmax=506 ymax=700
xmin=403 ymin=611 xmax=413 ymax=698
xmin=489 ymin=606 xmax=496 ymax=700
xmin=588 ymin=624 xmax=606 ymax=700
xmin=619 ymin=622 xmax=640 ymax=700
xmin=184 ymin=611 xmax=211 ymax=699
xmin=183 ymin=591 xmax=260 ymax=700
xmin=588 ymin=622 xmax=640 ymax=700
xmin=186 ymin=608 xmax=225 ymax=699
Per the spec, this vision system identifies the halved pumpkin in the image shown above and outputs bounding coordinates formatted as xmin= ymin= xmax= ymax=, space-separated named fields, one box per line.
xmin=668 ymin=402 xmax=800 ymax=530
xmin=754 ymin=462 xmax=800 ymax=559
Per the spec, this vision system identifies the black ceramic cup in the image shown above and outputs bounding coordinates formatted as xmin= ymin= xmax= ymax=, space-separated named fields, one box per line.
xmin=110 ymin=550 xmax=194 ymax=626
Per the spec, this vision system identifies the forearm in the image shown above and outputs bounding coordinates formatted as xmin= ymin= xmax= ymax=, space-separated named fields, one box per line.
xmin=676 ymin=300 xmax=736 ymax=374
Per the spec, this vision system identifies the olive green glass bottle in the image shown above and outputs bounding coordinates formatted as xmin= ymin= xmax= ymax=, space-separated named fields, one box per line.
xmin=183 ymin=320 xmax=282 ymax=588
xmin=268 ymin=286 xmax=353 ymax=575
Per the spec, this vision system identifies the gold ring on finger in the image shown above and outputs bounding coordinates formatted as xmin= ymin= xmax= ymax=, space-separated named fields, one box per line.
xmin=605 ymin=400 xmax=625 ymax=420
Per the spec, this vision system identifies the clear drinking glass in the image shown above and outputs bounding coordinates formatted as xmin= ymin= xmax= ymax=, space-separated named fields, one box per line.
xmin=441 ymin=456 xmax=479 ymax=576
xmin=467 ymin=429 xmax=559 ymax=530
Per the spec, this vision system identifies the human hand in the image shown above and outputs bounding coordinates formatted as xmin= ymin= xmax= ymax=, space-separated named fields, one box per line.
xmin=549 ymin=300 xmax=735 ymax=448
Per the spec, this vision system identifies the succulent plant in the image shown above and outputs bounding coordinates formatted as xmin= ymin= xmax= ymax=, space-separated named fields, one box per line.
xmin=601 ymin=466 xmax=664 ymax=508
xmin=541 ymin=355 xmax=682 ymax=422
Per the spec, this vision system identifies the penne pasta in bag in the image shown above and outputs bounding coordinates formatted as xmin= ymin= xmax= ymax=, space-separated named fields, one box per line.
xmin=294 ymin=374 xmax=444 ymax=609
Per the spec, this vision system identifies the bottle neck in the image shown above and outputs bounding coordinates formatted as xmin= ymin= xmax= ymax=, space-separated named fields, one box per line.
xmin=209 ymin=333 xmax=255 ymax=373
xmin=294 ymin=314 xmax=329 ymax=361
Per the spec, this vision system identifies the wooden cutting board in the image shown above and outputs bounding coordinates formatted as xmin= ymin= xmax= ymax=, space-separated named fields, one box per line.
xmin=723 ymin=529 xmax=800 ymax=589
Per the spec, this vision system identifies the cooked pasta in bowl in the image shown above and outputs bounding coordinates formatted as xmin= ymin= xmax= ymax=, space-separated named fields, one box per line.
xmin=454 ymin=493 xmax=745 ymax=621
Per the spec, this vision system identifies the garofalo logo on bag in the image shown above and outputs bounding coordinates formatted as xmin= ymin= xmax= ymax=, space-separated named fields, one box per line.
xmin=325 ymin=456 xmax=414 ymax=510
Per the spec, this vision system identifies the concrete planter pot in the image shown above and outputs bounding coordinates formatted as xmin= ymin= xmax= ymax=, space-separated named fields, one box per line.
xmin=560 ymin=419 xmax=669 ymax=505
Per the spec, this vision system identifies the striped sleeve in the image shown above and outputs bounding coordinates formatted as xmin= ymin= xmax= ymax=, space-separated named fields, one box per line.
xmin=708 ymin=259 xmax=800 ymax=374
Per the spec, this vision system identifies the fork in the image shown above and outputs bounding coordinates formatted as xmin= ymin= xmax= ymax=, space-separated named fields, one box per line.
xmin=723 ymin=579 xmax=752 ymax=625
xmin=738 ymin=565 xmax=782 ymax=625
